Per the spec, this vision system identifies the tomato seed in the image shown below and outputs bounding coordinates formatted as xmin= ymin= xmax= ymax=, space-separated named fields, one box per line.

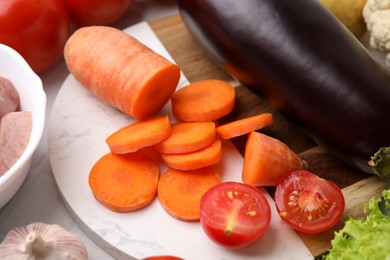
xmin=247 ymin=211 xmax=257 ymax=217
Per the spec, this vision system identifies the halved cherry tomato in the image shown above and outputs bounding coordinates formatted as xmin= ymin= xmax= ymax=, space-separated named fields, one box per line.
xmin=275 ymin=170 xmax=345 ymax=233
xmin=143 ymin=256 xmax=183 ymax=260
xmin=200 ymin=182 xmax=271 ymax=249
xmin=61 ymin=0 xmax=132 ymax=27
xmin=0 ymin=0 xmax=71 ymax=73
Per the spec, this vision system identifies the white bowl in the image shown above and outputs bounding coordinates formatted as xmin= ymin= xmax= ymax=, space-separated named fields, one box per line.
xmin=0 ymin=44 xmax=46 ymax=208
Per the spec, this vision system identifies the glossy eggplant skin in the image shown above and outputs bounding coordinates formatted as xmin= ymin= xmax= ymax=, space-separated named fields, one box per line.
xmin=177 ymin=0 xmax=390 ymax=176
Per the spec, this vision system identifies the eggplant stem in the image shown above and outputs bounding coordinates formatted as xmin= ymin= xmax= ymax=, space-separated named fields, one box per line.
xmin=368 ymin=147 xmax=390 ymax=178
xmin=22 ymin=231 xmax=47 ymax=256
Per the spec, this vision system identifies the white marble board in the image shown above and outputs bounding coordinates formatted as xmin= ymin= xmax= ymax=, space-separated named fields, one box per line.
xmin=48 ymin=22 xmax=313 ymax=260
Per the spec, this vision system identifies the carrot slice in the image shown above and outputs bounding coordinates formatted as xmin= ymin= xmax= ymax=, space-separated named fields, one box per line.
xmin=171 ymin=79 xmax=235 ymax=122
xmin=216 ymin=113 xmax=274 ymax=139
xmin=88 ymin=152 xmax=159 ymax=212
xmin=64 ymin=26 xmax=181 ymax=120
xmin=154 ymin=121 xmax=216 ymax=154
xmin=158 ymin=167 xmax=222 ymax=221
xmin=106 ymin=115 xmax=172 ymax=154
xmin=242 ymin=131 xmax=305 ymax=186
xmin=161 ymin=138 xmax=222 ymax=170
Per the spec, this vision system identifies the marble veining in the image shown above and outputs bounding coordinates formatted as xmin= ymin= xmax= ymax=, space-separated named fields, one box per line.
xmin=48 ymin=22 xmax=313 ymax=260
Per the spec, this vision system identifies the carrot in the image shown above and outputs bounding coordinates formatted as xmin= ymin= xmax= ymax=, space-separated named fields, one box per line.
xmin=161 ymin=138 xmax=222 ymax=170
xmin=216 ymin=112 xmax=274 ymax=139
xmin=154 ymin=121 xmax=216 ymax=154
xmin=171 ymin=79 xmax=235 ymax=122
xmin=106 ymin=115 xmax=172 ymax=154
xmin=157 ymin=167 xmax=222 ymax=221
xmin=88 ymin=151 xmax=159 ymax=213
xmin=64 ymin=26 xmax=181 ymax=120
xmin=242 ymin=131 xmax=305 ymax=186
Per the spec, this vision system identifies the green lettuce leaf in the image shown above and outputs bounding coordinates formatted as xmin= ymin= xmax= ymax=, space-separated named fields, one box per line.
xmin=325 ymin=189 xmax=390 ymax=260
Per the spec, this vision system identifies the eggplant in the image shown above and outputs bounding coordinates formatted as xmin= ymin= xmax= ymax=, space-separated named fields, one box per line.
xmin=177 ymin=0 xmax=390 ymax=177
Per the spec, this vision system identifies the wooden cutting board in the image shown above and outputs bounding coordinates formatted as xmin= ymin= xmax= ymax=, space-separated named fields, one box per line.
xmin=149 ymin=14 xmax=389 ymax=257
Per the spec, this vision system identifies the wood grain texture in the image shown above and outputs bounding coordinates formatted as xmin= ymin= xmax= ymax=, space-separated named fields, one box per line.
xmin=149 ymin=14 xmax=388 ymax=257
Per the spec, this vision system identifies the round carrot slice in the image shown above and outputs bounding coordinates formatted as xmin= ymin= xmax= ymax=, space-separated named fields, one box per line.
xmin=171 ymin=80 xmax=235 ymax=122
xmin=216 ymin=113 xmax=274 ymax=139
xmin=161 ymin=138 xmax=222 ymax=170
xmin=88 ymin=152 xmax=159 ymax=213
xmin=158 ymin=167 xmax=222 ymax=221
xmin=106 ymin=115 xmax=172 ymax=154
xmin=154 ymin=121 xmax=216 ymax=154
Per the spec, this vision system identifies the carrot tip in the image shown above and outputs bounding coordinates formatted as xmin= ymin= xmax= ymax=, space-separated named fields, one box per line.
xmin=242 ymin=132 xmax=304 ymax=186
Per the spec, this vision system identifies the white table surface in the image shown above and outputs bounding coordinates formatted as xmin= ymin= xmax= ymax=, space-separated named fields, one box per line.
xmin=0 ymin=1 xmax=179 ymax=259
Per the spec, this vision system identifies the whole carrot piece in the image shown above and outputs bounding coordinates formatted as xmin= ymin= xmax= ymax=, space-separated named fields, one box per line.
xmin=64 ymin=26 xmax=181 ymax=120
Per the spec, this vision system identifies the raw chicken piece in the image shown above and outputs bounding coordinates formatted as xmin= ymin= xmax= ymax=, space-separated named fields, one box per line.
xmin=0 ymin=111 xmax=32 ymax=176
xmin=0 ymin=76 xmax=20 ymax=118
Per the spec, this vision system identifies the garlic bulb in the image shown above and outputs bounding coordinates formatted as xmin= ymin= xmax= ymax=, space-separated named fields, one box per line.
xmin=0 ymin=222 xmax=88 ymax=260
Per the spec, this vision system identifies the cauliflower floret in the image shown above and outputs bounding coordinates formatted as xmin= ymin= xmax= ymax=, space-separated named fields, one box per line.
xmin=363 ymin=0 xmax=390 ymax=67
xmin=367 ymin=10 xmax=390 ymax=51
xmin=363 ymin=0 xmax=390 ymax=22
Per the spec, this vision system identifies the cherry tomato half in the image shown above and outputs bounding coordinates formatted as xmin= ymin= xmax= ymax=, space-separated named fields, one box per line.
xmin=0 ymin=0 xmax=71 ymax=74
xmin=200 ymin=182 xmax=271 ymax=249
xmin=143 ymin=256 xmax=183 ymax=260
xmin=61 ymin=0 xmax=132 ymax=27
xmin=275 ymin=170 xmax=345 ymax=233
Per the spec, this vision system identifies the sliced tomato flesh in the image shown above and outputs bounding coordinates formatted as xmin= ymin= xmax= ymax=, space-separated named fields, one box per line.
xmin=200 ymin=182 xmax=271 ymax=249
xmin=275 ymin=170 xmax=345 ymax=233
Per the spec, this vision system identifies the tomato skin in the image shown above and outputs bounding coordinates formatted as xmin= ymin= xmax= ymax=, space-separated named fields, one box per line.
xmin=143 ymin=256 xmax=183 ymax=260
xmin=0 ymin=0 xmax=71 ymax=74
xmin=275 ymin=170 xmax=345 ymax=233
xmin=200 ymin=182 xmax=271 ymax=249
xmin=61 ymin=0 xmax=132 ymax=26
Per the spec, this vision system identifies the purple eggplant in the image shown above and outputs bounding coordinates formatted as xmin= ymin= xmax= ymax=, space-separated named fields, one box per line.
xmin=177 ymin=0 xmax=390 ymax=177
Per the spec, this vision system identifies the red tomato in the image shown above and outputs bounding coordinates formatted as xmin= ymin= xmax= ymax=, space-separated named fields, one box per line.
xmin=200 ymin=182 xmax=271 ymax=249
xmin=0 ymin=0 xmax=71 ymax=74
xmin=61 ymin=0 xmax=132 ymax=27
xmin=275 ymin=170 xmax=345 ymax=233
xmin=143 ymin=256 xmax=183 ymax=260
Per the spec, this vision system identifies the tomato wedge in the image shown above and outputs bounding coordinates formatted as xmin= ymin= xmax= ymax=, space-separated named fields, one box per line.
xmin=275 ymin=170 xmax=345 ymax=233
xmin=200 ymin=182 xmax=271 ymax=249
